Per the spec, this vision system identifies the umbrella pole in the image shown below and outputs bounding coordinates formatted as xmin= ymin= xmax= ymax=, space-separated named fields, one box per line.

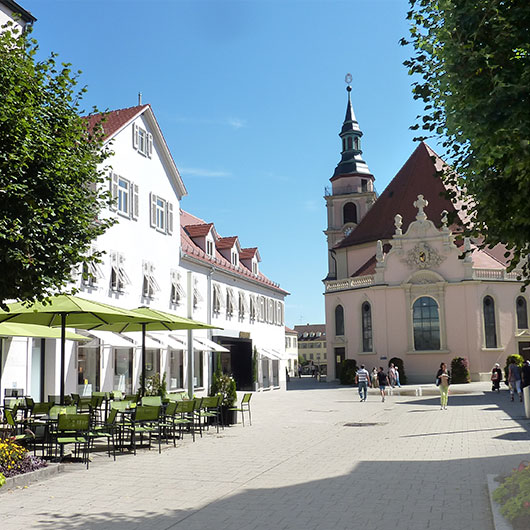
xmin=60 ymin=314 xmax=66 ymax=405
xmin=141 ymin=323 xmax=146 ymax=397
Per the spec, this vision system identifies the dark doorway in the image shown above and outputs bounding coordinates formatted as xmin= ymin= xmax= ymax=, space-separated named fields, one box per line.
xmin=518 ymin=342 xmax=530 ymax=361
xmin=214 ymin=336 xmax=253 ymax=391
xmin=334 ymin=347 xmax=345 ymax=380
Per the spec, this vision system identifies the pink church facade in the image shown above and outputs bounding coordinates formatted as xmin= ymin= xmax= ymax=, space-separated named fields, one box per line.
xmin=324 ymin=86 xmax=529 ymax=383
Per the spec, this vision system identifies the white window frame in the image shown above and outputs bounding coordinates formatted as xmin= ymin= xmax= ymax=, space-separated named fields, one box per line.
xmin=109 ymin=173 xmax=139 ymax=220
xmin=170 ymin=270 xmax=185 ymax=306
xmin=239 ymin=292 xmax=248 ymax=319
xmin=250 ymin=295 xmax=257 ymax=322
xmin=133 ymin=123 xmax=153 ymax=158
xmin=231 ymin=251 xmax=238 ymax=267
xmin=81 ymin=248 xmax=104 ymax=288
xmin=110 ymin=252 xmax=131 ymax=293
xmin=142 ymin=261 xmax=160 ymax=299
xmin=193 ymin=278 xmax=203 ymax=310
xmin=226 ymin=288 xmax=235 ymax=317
xmin=150 ymin=193 xmax=173 ymax=235
xmin=206 ymin=239 xmax=214 ymax=257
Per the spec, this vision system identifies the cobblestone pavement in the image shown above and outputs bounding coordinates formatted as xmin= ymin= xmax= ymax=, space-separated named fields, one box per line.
xmin=1 ymin=379 xmax=529 ymax=530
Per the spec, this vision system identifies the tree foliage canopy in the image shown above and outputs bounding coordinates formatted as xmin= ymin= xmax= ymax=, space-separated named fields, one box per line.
xmin=402 ymin=0 xmax=530 ymax=275
xmin=0 ymin=24 xmax=114 ymax=306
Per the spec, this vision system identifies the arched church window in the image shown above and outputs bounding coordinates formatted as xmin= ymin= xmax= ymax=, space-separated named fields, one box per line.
xmin=483 ymin=296 xmax=498 ymax=348
xmin=362 ymin=302 xmax=373 ymax=352
xmin=516 ymin=296 xmax=528 ymax=330
xmin=354 ymin=137 xmax=360 ymax=150
xmin=412 ymin=296 xmax=440 ymax=350
xmin=335 ymin=305 xmax=344 ymax=336
xmin=347 ymin=137 xmax=353 ymax=150
xmin=343 ymin=202 xmax=357 ymax=224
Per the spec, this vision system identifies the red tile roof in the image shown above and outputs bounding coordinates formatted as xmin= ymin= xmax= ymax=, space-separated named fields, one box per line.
xmin=85 ymin=105 xmax=149 ymax=142
xmin=179 ymin=210 xmax=287 ymax=295
xmin=184 ymin=223 xmax=215 ymax=238
xmin=337 ymin=142 xmax=459 ymax=248
xmin=240 ymin=247 xmax=258 ymax=259
xmin=216 ymin=236 xmax=239 ymax=250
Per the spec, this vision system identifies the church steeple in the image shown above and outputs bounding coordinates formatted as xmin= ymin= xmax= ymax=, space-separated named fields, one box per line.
xmin=332 ymin=79 xmax=372 ymax=179
xmin=324 ymin=76 xmax=377 ymax=279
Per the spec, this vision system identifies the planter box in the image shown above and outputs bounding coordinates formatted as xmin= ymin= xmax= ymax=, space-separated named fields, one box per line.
xmin=220 ymin=406 xmax=237 ymax=426
xmin=487 ymin=474 xmax=514 ymax=530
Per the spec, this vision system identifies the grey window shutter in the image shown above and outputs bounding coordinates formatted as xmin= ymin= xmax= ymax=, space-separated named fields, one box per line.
xmin=132 ymin=184 xmax=139 ymax=220
xmin=132 ymin=123 xmax=139 ymax=149
xmin=110 ymin=172 xmax=118 ymax=211
xmin=150 ymin=192 xmax=157 ymax=227
xmin=167 ymin=202 xmax=173 ymax=234
xmin=148 ymin=133 xmax=153 ymax=158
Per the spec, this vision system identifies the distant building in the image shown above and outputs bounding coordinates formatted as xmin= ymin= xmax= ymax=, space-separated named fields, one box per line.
xmin=284 ymin=326 xmax=298 ymax=377
xmin=323 ymin=83 xmax=529 ymax=383
xmin=294 ymin=324 xmax=327 ymax=375
xmin=0 ymin=0 xmax=35 ymax=32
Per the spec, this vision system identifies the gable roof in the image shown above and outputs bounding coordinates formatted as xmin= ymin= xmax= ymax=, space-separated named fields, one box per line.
xmin=85 ymin=105 xmax=149 ymax=142
xmin=1 ymin=0 xmax=36 ymax=23
xmin=337 ymin=142 xmax=459 ymax=248
xmin=240 ymin=247 xmax=260 ymax=261
xmin=85 ymin=104 xmax=187 ymax=200
xmin=216 ymin=236 xmax=240 ymax=251
xmin=184 ymin=223 xmax=215 ymax=238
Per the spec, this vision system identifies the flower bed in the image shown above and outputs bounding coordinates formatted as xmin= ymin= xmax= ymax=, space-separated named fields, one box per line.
xmin=0 ymin=438 xmax=47 ymax=482
xmin=493 ymin=461 xmax=530 ymax=529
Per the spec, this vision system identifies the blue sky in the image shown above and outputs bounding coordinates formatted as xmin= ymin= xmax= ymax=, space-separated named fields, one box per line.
xmin=23 ymin=0 xmax=424 ymax=327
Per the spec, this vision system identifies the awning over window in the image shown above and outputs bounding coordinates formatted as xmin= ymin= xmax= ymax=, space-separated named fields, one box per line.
xmin=194 ymin=337 xmax=229 ymax=352
xmin=149 ymin=332 xmax=187 ymax=350
xmin=121 ymin=332 xmax=161 ymax=349
xmin=81 ymin=329 xmax=135 ymax=348
xmin=258 ymin=348 xmax=282 ymax=360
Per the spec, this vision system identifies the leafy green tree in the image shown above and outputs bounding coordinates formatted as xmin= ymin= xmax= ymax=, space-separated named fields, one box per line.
xmin=0 ymin=24 xmax=114 ymax=307
xmin=402 ymin=1 xmax=530 ymax=276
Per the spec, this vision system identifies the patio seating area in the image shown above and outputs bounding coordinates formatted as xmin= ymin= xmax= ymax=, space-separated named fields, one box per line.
xmin=0 ymin=390 xmax=249 ymax=471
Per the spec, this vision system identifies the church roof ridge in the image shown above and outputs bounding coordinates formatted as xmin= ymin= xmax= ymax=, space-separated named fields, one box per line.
xmin=336 ymin=142 xmax=459 ymax=248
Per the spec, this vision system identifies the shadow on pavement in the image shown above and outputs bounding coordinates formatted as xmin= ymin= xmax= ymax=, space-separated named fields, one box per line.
xmin=29 ymin=453 xmax=529 ymax=530
xmin=399 ymin=390 xmax=530 ymax=439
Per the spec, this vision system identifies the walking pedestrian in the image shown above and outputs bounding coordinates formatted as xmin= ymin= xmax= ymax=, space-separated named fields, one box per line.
xmin=491 ymin=363 xmax=502 ymax=392
xmin=388 ymin=363 xmax=396 ymax=387
xmin=508 ymin=359 xmax=523 ymax=402
xmin=522 ymin=360 xmax=530 ymax=389
xmin=298 ymin=364 xmax=302 ymax=378
xmin=436 ymin=362 xmax=450 ymax=410
xmin=371 ymin=367 xmax=379 ymax=388
xmin=377 ymin=367 xmax=389 ymax=402
xmin=394 ymin=365 xmax=401 ymax=387
xmin=355 ymin=364 xmax=371 ymax=402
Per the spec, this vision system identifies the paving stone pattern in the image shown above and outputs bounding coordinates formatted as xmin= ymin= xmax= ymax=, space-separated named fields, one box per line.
xmin=1 ymin=380 xmax=529 ymax=530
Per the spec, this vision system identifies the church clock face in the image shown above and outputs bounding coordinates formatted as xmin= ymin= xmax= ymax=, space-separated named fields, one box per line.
xmin=343 ymin=226 xmax=353 ymax=237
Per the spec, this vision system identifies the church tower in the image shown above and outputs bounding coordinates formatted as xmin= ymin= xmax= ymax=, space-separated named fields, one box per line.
xmin=324 ymin=78 xmax=376 ymax=278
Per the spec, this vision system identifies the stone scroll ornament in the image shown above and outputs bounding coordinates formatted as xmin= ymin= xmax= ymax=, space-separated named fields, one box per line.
xmin=404 ymin=242 xmax=445 ymax=270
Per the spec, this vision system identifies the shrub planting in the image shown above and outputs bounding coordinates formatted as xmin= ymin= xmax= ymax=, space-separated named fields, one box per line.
xmin=339 ymin=359 xmax=358 ymax=385
xmin=493 ymin=461 xmax=530 ymax=529
xmin=450 ymin=357 xmax=471 ymax=383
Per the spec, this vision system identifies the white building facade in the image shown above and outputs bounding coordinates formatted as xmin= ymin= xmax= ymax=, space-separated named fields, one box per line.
xmin=0 ymin=104 xmax=289 ymax=403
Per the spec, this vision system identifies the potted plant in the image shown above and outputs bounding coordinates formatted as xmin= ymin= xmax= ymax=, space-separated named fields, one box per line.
xmin=210 ymin=372 xmax=238 ymax=425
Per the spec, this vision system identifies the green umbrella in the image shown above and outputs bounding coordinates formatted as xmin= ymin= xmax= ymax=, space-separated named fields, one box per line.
xmin=94 ymin=307 xmax=218 ymax=396
xmin=0 ymin=295 xmax=161 ymax=403
xmin=0 ymin=322 xmax=89 ymax=341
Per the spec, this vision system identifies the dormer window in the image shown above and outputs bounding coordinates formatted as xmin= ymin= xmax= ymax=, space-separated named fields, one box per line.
xmin=231 ymin=251 xmax=238 ymax=266
xmin=206 ymin=239 xmax=214 ymax=257
xmin=252 ymin=260 xmax=258 ymax=275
